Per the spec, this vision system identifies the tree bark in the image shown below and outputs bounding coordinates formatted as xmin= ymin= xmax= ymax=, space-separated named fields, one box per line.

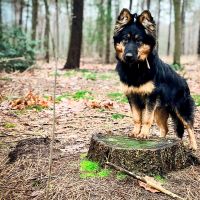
xmin=146 ymin=0 xmax=151 ymax=10
xmin=0 ymin=0 xmax=2 ymax=40
xmin=96 ymin=0 xmax=105 ymax=59
xmin=25 ymin=0 xmax=30 ymax=33
xmin=167 ymin=0 xmax=172 ymax=56
xmin=64 ymin=0 xmax=84 ymax=69
xmin=173 ymin=0 xmax=181 ymax=65
xmin=19 ymin=0 xmax=24 ymax=26
xmin=31 ymin=0 xmax=38 ymax=41
xmin=44 ymin=0 xmax=50 ymax=63
xmin=105 ymin=0 xmax=112 ymax=64
xmin=156 ymin=0 xmax=161 ymax=51
xmin=129 ymin=0 xmax=132 ymax=11
xmin=181 ymin=0 xmax=186 ymax=55
xmin=198 ymin=23 xmax=200 ymax=58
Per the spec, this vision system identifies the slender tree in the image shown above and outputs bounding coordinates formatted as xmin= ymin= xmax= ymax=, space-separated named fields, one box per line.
xmin=181 ymin=0 xmax=186 ymax=54
xmin=147 ymin=0 xmax=151 ymax=10
xmin=156 ymin=0 xmax=161 ymax=51
xmin=105 ymin=0 xmax=112 ymax=63
xmin=31 ymin=0 xmax=38 ymax=41
xmin=96 ymin=0 xmax=105 ymax=58
xmin=0 ymin=0 xmax=2 ymax=40
xmin=173 ymin=0 xmax=181 ymax=65
xmin=44 ymin=0 xmax=50 ymax=62
xmin=167 ymin=0 xmax=172 ymax=55
xmin=19 ymin=0 xmax=24 ymax=26
xmin=129 ymin=0 xmax=132 ymax=11
xmin=198 ymin=23 xmax=200 ymax=58
xmin=25 ymin=0 xmax=30 ymax=33
xmin=64 ymin=0 xmax=84 ymax=69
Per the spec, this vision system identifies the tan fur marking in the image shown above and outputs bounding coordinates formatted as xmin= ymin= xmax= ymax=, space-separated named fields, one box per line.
xmin=138 ymin=106 xmax=156 ymax=138
xmin=154 ymin=108 xmax=169 ymax=137
xmin=138 ymin=44 xmax=151 ymax=60
xmin=115 ymin=42 xmax=125 ymax=61
xmin=122 ymin=81 xmax=155 ymax=95
xmin=130 ymin=105 xmax=142 ymax=137
xmin=175 ymin=111 xmax=197 ymax=150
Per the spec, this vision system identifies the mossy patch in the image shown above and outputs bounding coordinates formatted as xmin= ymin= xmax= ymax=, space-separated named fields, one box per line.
xmin=73 ymin=90 xmax=93 ymax=100
xmin=154 ymin=175 xmax=166 ymax=184
xmin=101 ymin=135 xmax=173 ymax=149
xmin=107 ymin=92 xmax=128 ymax=103
xmin=4 ymin=122 xmax=16 ymax=128
xmin=112 ymin=113 xmax=125 ymax=120
xmin=116 ymin=172 xmax=127 ymax=180
xmin=80 ymin=158 xmax=111 ymax=179
xmin=192 ymin=95 xmax=200 ymax=106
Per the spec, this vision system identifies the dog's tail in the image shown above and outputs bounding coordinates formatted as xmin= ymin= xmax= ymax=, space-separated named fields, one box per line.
xmin=170 ymin=111 xmax=184 ymax=138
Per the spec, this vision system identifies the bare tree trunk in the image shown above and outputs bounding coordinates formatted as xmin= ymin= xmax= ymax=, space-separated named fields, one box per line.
xmin=141 ymin=0 xmax=145 ymax=10
xmin=64 ymin=0 xmax=84 ymax=69
xmin=31 ymin=0 xmax=38 ymax=41
xmin=147 ymin=0 xmax=151 ymax=10
xmin=197 ymin=23 xmax=200 ymax=58
xmin=181 ymin=0 xmax=185 ymax=55
xmin=105 ymin=0 xmax=112 ymax=63
xmin=44 ymin=0 xmax=50 ymax=63
xmin=173 ymin=0 xmax=181 ymax=65
xmin=55 ymin=0 xmax=59 ymax=56
xmin=25 ymin=0 xmax=30 ymax=33
xmin=19 ymin=0 xmax=24 ymax=26
xmin=129 ymin=0 xmax=132 ymax=11
xmin=0 ymin=0 xmax=2 ymax=40
xmin=96 ymin=0 xmax=105 ymax=59
xmin=156 ymin=0 xmax=161 ymax=51
xmin=167 ymin=0 xmax=172 ymax=56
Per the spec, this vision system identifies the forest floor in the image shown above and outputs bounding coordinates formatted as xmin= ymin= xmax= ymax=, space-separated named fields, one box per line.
xmin=0 ymin=56 xmax=200 ymax=200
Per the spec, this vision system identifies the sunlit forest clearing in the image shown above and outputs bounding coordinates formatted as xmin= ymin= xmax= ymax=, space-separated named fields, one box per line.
xmin=0 ymin=0 xmax=200 ymax=199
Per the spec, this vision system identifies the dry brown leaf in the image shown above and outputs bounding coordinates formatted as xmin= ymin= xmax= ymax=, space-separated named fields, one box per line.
xmin=138 ymin=176 xmax=161 ymax=193
xmin=10 ymin=90 xmax=50 ymax=110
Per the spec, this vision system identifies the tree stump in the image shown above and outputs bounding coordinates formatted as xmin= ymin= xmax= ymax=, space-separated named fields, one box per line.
xmin=87 ymin=133 xmax=190 ymax=175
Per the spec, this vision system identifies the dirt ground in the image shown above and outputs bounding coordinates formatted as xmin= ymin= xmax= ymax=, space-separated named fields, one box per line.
xmin=0 ymin=56 xmax=200 ymax=200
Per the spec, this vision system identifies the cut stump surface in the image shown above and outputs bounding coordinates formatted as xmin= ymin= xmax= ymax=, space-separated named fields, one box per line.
xmin=87 ymin=133 xmax=190 ymax=175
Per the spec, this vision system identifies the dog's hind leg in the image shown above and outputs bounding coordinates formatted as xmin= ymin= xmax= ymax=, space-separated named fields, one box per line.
xmin=175 ymin=111 xmax=197 ymax=150
xmin=154 ymin=107 xmax=169 ymax=137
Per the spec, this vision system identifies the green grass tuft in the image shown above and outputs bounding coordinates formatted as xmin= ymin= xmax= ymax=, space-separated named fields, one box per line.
xmin=192 ymin=95 xmax=200 ymax=106
xmin=4 ymin=122 xmax=16 ymax=128
xmin=27 ymin=105 xmax=46 ymax=112
xmin=116 ymin=172 xmax=127 ymax=180
xmin=154 ymin=175 xmax=166 ymax=184
xmin=112 ymin=113 xmax=125 ymax=120
xmin=83 ymin=72 xmax=97 ymax=80
xmin=98 ymin=169 xmax=112 ymax=178
xmin=72 ymin=90 xmax=93 ymax=100
xmin=107 ymin=92 xmax=128 ymax=103
xmin=55 ymin=92 xmax=71 ymax=102
xmin=80 ymin=160 xmax=99 ymax=172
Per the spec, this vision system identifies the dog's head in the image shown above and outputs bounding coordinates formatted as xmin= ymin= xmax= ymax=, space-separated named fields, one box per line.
xmin=113 ymin=9 xmax=156 ymax=64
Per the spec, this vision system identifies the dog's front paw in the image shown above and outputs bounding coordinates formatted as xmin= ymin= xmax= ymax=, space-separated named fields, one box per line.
xmin=137 ymin=132 xmax=149 ymax=139
xmin=189 ymin=142 xmax=197 ymax=151
xmin=129 ymin=126 xmax=141 ymax=137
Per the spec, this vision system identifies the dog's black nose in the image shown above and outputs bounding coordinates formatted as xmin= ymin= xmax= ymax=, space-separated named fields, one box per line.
xmin=125 ymin=52 xmax=133 ymax=61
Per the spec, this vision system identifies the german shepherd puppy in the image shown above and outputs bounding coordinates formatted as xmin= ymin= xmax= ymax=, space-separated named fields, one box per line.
xmin=113 ymin=9 xmax=197 ymax=150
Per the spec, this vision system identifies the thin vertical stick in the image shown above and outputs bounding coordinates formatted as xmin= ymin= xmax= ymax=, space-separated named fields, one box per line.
xmin=45 ymin=0 xmax=59 ymax=199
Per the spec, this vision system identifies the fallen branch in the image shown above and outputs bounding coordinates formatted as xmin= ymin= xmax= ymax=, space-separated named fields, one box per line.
xmin=105 ymin=161 xmax=184 ymax=200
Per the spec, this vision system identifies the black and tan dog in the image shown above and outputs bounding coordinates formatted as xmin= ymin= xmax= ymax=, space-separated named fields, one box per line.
xmin=113 ymin=9 xmax=197 ymax=150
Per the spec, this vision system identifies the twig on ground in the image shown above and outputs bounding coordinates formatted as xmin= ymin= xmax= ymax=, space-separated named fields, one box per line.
xmin=105 ymin=161 xmax=185 ymax=200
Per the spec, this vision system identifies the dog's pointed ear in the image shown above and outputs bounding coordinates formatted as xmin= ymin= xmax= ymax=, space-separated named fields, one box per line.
xmin=114 ymin=8 xmax=132 ymax=35
xmin=138 ymin=10 xmax=156 ymax=37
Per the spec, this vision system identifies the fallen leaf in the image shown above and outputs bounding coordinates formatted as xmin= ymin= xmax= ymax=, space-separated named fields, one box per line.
xmin=138 ymin=176 xmax=161 ymax=193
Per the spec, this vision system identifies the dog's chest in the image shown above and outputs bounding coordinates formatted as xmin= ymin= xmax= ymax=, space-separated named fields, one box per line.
xmin=122 ymin=81 xmax=155 ymax=95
